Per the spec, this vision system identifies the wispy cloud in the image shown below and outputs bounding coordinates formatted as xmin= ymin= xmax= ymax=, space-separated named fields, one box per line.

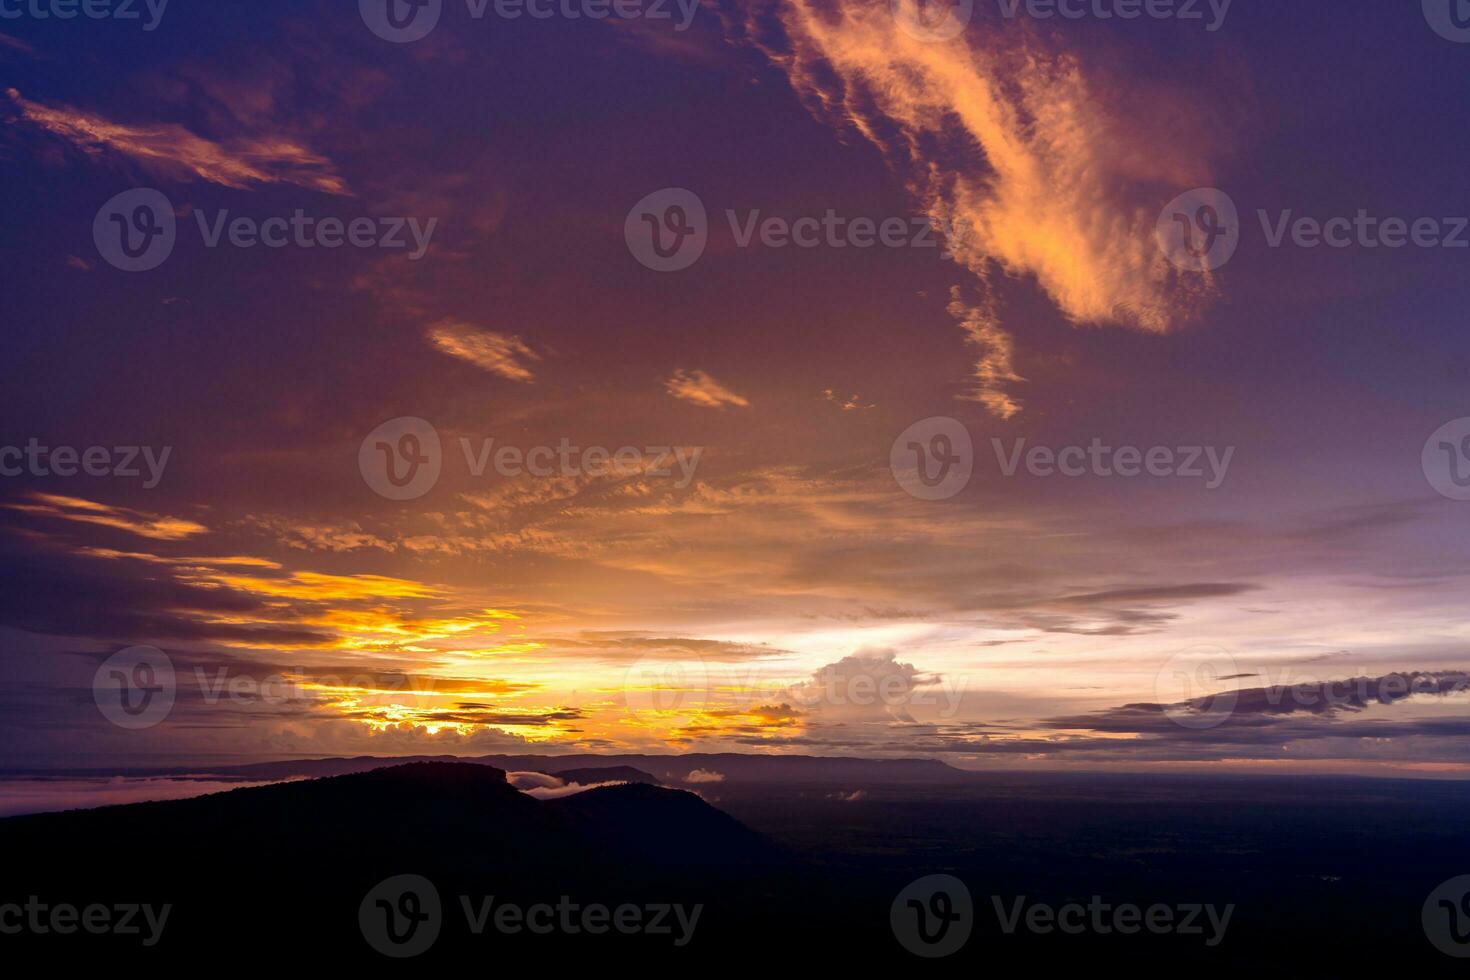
xmin=948 ymin=289 xmax=1024 ymax=418
xmin=821 ymin=389 xmax=873 ymax=411
xmin=6 ymin=88 xmax=348 ymax=195
xmin=426 ymin=319 xmax=540 ymax=383
xmin=6 ymin=493 xmax=205 ymax=541
xmin=0 ymin=32 xmax=35 ymax=56
xmin=665 ymin=369 xmax=750 ymax=409
xmin=736 ymin=0 xmax=1229 ymax=413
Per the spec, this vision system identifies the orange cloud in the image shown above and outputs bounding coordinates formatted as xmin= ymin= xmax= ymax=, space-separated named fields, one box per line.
xmin=7 ymin=493 xmax=206 ymax=540
xmin=7 ymin=88 xmax=348 ymax=195
xmin=426 ymin=319 xmax=539 ymax=382
xmin=198 ymin=570 xmax=438 ymax=602
xmin=742 ymin=1 xmax=1229 ymax=412
xmin=665 ymin=369 xmax=750 ymax=409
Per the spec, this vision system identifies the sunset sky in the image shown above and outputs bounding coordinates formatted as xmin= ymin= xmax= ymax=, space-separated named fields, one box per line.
xmin=3 ymin=0 xmax=1469 ymax=774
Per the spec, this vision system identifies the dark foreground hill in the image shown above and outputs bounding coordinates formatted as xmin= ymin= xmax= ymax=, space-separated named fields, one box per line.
xmin=0 ymin=762 xmax=780 ymax=962
xmin=0 ymin=760 xmax=775 ymax=873
xmin=7 ymin=751 xmax=967 ymax=785
xmin=3 ymin=763 xmax=1468 ymax=970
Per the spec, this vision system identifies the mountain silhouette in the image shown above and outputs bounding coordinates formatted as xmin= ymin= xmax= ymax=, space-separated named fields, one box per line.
xmin=1 ymin=761 xmax=773 ymax=874
xmin=0 ymin=761 xmax=783 ymax=962
xmin=14 ymin=751 xmax=966 ymax=785
xmin=553 ymin=765 xmax=661 ymax=786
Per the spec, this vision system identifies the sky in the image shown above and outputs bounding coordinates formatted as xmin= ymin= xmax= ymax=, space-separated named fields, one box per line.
xmin=2 ymin=0 xmax=1470 ymax=775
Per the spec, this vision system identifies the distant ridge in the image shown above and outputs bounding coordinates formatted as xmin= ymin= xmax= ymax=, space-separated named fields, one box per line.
xmin=0 ymin=761 xmax=776 ymax=869
xmin=0 ymin=761 xmax=780 ymax=961
xmin=2 ymin=752 xmax=969 ymax=784
xmin=552 ymin=766 xmax=661 ymax=786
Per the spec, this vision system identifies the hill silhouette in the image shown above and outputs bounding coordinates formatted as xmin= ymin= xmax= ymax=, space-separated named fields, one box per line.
xmin=5 ymin=762 xmax=1463 ymax=968
xmin=0 ymin=761 xmax=782 ymax=962
xmin=11 ymin=751 xmax=966 ymax=785
xmin=554 ymin=765 xmax=661 ymax=786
